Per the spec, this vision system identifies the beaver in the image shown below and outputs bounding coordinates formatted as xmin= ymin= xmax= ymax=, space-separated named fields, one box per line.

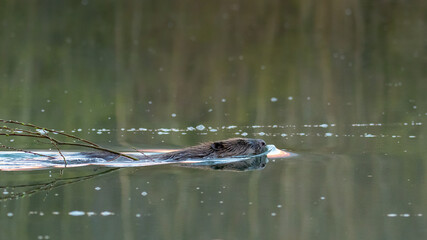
xmin=154 ymin=138 xmax=267 ymax=161
xmin=81 ymin=138 xmax=267 ymax=162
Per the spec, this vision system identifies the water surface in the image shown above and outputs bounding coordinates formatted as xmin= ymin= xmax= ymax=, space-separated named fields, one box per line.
xmin=0 ymin=1 xmax=426 ymax=239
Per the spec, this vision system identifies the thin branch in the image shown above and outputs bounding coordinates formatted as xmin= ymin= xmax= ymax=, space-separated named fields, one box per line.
xmin=0 ymin=119 xmax=100 ymax=147
xmin=0 ymin=145 xmax=55 ymax=159
xmin=49 ymin=140 xmax=67 ymax=166
xmin=0 ymin=120 xmax=140 ymax=161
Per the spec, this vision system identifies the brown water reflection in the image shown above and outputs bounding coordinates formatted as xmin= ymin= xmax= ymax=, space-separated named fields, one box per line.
xmin=0 ymin=0 xmax=426 ymax=239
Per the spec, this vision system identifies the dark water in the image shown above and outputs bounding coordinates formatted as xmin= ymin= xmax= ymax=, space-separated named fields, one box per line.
xmin=1 ymin=1 xmax=427 ymax=239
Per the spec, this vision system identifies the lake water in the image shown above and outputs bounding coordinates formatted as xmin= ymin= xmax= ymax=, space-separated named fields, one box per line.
xmin=1 ymin=1 xmax=426 ymax=239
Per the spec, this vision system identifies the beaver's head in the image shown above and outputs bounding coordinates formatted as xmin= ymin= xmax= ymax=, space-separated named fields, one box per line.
xmin=210 ymin=138 xmax=267 ymax=158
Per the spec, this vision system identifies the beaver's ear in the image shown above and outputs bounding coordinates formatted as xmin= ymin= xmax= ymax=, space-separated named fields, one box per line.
xmin=211 ymin=141 xmax=224 ymax=150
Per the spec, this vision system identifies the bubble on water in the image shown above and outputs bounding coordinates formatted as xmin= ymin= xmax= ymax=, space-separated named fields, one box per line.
xmin=288 ymin=96 xmax=293 ymax=100
xmin=271 ymin=212 xmax=277 ymax=216
xmin=171 ymin=113 xmax=176 ymax=117
xmin=141 ymin=191 xmax=148 ymax=196
xmin=270 ymin=97 xmax=278 ymax=102
xmin=320 ymin=196 xmax=326 ymax=200
xmin=221 ymin=98 xmax=226 ymax=102
xmin=7 ymin=212 xmax=13 ymax=217
xmin=196 ymin=125 xmax=205 ymax=130
xmin=136 ymin=213 xmax=141 ymax=218
xmin=100 ymin=211 xmax=115 ymax=216
xmin=87 ymin=212 xmax=96 ymax=217
xmin=277 ymin=205 xmax=282 ymax=208
xmin=41 ymin=109 xmax=45 ymax=112
xmin=69 ymin=211 xmax=85 ymax=216
xmin=241 ymin=132 xmax=248 ymax=136
xmin=94 ymin=187 xmax=101 ymax=191
xmin=325 ymin=133 xmax=333 ymax=137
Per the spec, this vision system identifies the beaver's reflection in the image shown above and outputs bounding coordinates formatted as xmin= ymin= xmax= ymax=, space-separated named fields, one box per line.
xmin=178 ymin=154 xmax=268 ymax=171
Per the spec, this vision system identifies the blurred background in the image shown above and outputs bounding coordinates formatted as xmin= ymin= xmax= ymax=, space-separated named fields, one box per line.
xmin=0 ymin=0 xmax=426 ymax=239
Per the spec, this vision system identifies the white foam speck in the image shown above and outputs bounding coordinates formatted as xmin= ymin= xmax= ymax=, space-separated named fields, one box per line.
xmin=270 ymin=97 xmax=278 ymax=102
xmin=100 ymin=211 xmax=115 ymax=216
xmin=87 ymin=212 xmax=96 ymax=217
xmin=141 ymin=191 xmax=148 ymax=196
xmin=196 ymin=125 xmax=205 ymax=130
xmin=69 ymin=211 xmax=85 ymax=216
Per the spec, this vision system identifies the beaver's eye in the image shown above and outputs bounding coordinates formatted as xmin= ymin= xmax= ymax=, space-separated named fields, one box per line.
xmin=260 ymin=140 xmax=266 ymax=146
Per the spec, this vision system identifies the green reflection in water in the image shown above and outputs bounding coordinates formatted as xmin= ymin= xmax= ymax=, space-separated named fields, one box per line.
xmin=0 ymin=0 xmax=426 ymax=239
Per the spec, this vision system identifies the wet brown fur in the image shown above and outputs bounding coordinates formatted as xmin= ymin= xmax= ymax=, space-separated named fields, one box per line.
xmin=156 ymin=138 xmax=267 ymax=161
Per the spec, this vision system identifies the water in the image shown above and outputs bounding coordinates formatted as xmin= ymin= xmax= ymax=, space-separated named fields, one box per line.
xmin=1 ymin=1 xmax=427 ymax=239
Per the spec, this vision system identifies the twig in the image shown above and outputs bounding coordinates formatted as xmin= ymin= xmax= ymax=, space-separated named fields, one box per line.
xmin=0 ymin=145 xmax=55 ymax=159
xmin=0 ymin=119 xmax=100 ymax=147
xmin=0 ymin=120 xmax=139 ymax=162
